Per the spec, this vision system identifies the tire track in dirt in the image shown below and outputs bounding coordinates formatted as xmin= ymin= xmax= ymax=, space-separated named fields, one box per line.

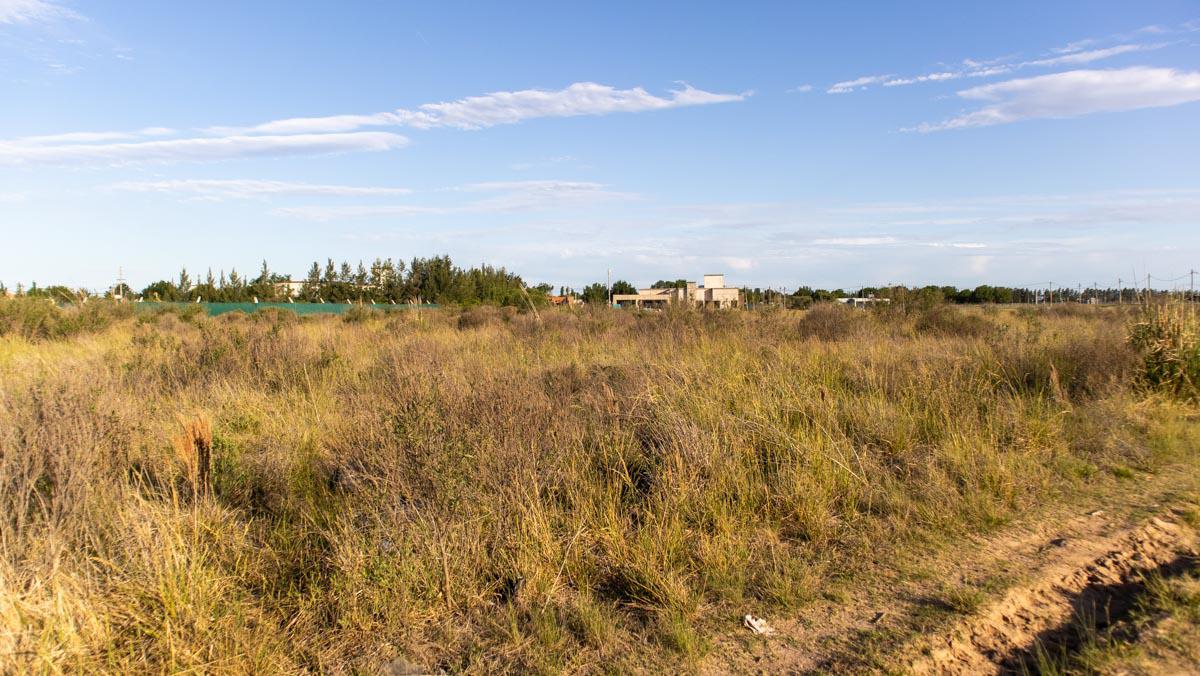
xmin=908 ymin=511 xmax=1199 ymax=674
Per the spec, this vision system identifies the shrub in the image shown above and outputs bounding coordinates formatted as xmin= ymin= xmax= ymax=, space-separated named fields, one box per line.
xmin=342 ymin=305 xmax=379 ymax=324
xmin=1129 ymin=302 xmax=1200 ymax=400
xmin=0 ymin=297 xmax=132 ymax=341
xmin=795 ymin=303 xmax=867 ymax=340
xmin=457 ymin=304 xmax=501 ymax=329
xmin=913 ymin=305 xmax=994 ymax=338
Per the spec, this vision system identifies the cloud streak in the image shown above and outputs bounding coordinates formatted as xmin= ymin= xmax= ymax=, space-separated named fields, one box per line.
xmin=0 ymin=0 xmax=81 ymax=24
xmin=834 ymin=20 xmax=1184 ymax=95
xmin=909 ymin=67 xmax=1200 ymax=131
xmin=827 ymin=74 xmax=892 ymax=94
xmin=1 ymin=82 xmax=742 ymax=166
xmin=108 ymin=179 xmax=413 ymax=200
xmin=226 ymin=82 xmax=747 ymax=134
xmin=273 ymin=180 xmax=637 ymax=221
xmin=0 ymin=132 xmax=409 ymax=166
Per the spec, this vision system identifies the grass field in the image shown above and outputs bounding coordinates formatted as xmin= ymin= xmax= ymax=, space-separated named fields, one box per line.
xmin=1 ymin=299 xmax=1197 ymax=673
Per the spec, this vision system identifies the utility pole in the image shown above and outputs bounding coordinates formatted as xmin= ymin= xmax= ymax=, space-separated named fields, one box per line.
xmin=1118 ymin=278 xmax=1122 ymax=305
xmin=1049 ymin=281 xmax=1053 ymax=305
xmin=1190 ymin=269 xmax=1196 ymax=302
xmin=607 ymin=268 xmax=612 ymax=307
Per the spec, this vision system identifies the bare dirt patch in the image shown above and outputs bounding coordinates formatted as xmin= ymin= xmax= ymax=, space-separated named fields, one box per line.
xmin=908 ymin=511 xmax=1199 ymax=674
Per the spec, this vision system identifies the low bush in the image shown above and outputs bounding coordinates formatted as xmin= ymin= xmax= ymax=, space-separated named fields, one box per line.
xmin=795 ymin=302 xmax=868 ymax=340
xmin=457 ymin=304 xmax=502 ymax=329
xmin=914 ymin=304 xmax=995 ymax=338
xmin=1130 ymin=301 xmax=1200 ymax=400
xmin=0 ymin=297 xmax=132 ymax=341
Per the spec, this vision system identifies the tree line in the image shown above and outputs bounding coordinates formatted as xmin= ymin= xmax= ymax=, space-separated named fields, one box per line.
xmin=743 ymin=284 xmax=1176 ymax=307
xmin=3 ymin=266 xmax=1190 ymax=308
xmin=130 ymin=257 xmax=549 ymax=306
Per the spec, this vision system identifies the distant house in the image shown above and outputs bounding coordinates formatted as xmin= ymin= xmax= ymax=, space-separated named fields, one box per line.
xmin=276 ymin=280 xmax=307 ymax=298
xmin=836 ymin=296 xmax=890 ymax=308
xmin=613 ymin=274 xmax=741 ymax=309
xmin=548 ymin=294 xmax=581 ymax=307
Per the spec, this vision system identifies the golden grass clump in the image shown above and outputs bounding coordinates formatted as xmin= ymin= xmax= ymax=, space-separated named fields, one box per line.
xmin=1130 ymin=300 xmax=1200 ymax=400
xmin=0 ymin=302 xmax=1196 ymax=672
xmin=172 ymin=413 xmax=213 ymax=498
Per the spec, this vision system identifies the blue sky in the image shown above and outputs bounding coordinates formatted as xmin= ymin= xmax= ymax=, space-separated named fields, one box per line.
xmin=2 ymin=1 xmax=1199 ymax=292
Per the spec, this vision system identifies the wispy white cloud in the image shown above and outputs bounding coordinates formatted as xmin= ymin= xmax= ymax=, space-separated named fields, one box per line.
xmin=788 ymin=84 xmax=813 ymax=93
xmin=827 ymin=74 xmax=892 ymax=94
xmin=836 ymin=20 xmax=1187 ymax=95
xmin=1024 ymin=43 xmax=1165 ymax=67
xmin=223 ymin=82 xmax=746 ymax=135
xmin=272 ymin=204 xmax=444 ymax=220
xmin=2 ymin=81 xmax=741 ymax=166
xmin=909 ymin=67 xmax=1200 ymax=131
xmin=0 ymin=131 xmax=409 ymax=166
xmin=8 ymin=127 xmax=175 ymax=146
xmin=883 ymin=71 xmax=960 ymax=87
xmin=1051 ymin=38 xmax=1098 ymax=54
xmin=0 ymin=0 xmax=81 ymax=24
xmin=451 ymin=179 xmax=609 ymax=194
xmin=510 ymin=155 xmax=578 ymax=171
xmin=108 ymin=179 xmax=413 ymax=200
xmin=813 ymin=236 xmax=899 ymax=246
xmin=880 ymin=43 xmax=1167 ymax=90
xmin=926 ymin=242 xmax=986 ymax=249
xmin=273 ymin=180 xmax=636 ymax=221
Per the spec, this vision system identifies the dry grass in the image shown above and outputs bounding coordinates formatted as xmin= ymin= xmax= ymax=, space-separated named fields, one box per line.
xmin=0 ymin=303 xmax=1197 ymax=673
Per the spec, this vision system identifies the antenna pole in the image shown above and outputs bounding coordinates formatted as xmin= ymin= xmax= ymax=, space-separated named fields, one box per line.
xmin=115 ymin=266 xmax=127 ymax=302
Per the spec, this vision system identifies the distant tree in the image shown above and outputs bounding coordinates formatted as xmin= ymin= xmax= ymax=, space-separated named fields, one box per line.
xmin=582 ymin=282 xmax=609 ymax=305
xmin=611 ymin=280 xmax=636 ymax=295
xmin=651 ymin=279 xmax=688 ymax=289
xmin=301 ymin=261 xmax=322 ymax=301
xmin=178 ymin=267 xmax=192 ymax=293
xmin=142 ymin=280 xmax=181 ymax=301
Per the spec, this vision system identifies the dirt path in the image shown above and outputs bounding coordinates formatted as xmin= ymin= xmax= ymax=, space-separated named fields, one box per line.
xmin=908 ymin=510 xmax=1197 ymax=674
xmin=702 ymin=471 xmax=1199 ymax=675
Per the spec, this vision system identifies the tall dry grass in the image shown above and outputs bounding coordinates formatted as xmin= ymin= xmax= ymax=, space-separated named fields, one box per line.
xmin=0 ymin=303 xmax=1196 ymax=672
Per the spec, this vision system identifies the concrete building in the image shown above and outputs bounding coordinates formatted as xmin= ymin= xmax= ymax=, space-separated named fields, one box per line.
xmin=613 ymin=273 xmax=741 ymax=309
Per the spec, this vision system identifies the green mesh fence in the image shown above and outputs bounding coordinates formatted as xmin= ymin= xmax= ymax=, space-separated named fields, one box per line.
xmin=136 ymin=302 xmax=438 ymax=316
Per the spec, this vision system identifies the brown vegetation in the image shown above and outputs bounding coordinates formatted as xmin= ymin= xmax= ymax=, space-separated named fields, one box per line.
xmin=0 ymin=301 xmax=1197 ymax=672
